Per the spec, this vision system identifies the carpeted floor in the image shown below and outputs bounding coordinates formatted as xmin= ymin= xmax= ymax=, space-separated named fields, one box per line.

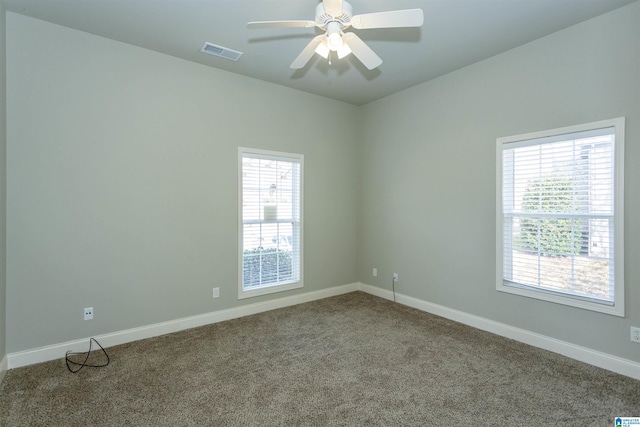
xmin=0 ymin=291 xmax=638 ymax=426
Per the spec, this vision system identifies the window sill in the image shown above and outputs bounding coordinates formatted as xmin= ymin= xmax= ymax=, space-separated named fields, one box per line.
xmin=238 ymin=280 xmax=303 ymax=300
xmin=497 ymin=281 xmax=624 ymax=317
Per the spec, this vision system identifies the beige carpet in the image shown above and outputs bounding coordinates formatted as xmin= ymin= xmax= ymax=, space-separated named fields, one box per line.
xmin=1 ymin=291 xmax=638 ymax=426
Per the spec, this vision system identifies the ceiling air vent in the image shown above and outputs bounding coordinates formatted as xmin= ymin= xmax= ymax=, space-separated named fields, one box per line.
xmin=201 ymin=42 xmax=243 ymax=61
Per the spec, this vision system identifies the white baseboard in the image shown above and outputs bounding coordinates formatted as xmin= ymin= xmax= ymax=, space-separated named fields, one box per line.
xmin=357 ymin=283 xmax=640 ymax=381
xmin=0 ymin=355 xmax=7 ymax=385
xmin=7 ymin=282 xmax=640 ymax=381
xmin=7 ymin=282 xmax=359 ymax=369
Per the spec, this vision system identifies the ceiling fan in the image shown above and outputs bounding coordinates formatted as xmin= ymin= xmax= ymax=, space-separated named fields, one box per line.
xmin=247 ymin=0 xmax=424 ymax=70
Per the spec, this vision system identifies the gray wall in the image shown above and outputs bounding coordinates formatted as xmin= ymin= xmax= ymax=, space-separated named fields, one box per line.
xmin=359 ymin=2 xmax=640 ymax=362
xmin=5 ymin=13 xmax=359 ymax=353
xmin=5 ymin=3 xmax=640 ymax=366
xmin=0 ymin=1 xmax=7 ymax=366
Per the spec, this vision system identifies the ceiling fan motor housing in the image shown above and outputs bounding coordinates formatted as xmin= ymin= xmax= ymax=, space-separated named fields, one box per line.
xmin=315 ymin=1 xmax=353 ymax=28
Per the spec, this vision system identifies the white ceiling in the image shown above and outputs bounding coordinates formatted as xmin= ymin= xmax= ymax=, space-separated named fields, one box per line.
xmin=3 ymin=0 xmax=636 ymax=105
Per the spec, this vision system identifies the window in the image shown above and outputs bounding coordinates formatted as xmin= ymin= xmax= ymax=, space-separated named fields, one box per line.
xmin=238 ymin=148 xmax=303 ymax=298
xmin=496 ymin=118 xmax=624 ymax=316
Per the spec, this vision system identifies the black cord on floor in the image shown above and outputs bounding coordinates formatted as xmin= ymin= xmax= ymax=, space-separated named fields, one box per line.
xmin=65 ymin=338 xmax=110 ymax=373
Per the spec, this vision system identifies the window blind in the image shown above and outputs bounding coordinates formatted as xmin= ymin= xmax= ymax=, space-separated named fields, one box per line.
xmin=240 ymin=150 xmax=302 ymax=292
xmin=502 ymin=127 xmax=615 ymax=304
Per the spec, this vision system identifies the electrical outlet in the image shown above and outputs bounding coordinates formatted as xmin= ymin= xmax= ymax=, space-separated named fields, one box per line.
xmin=393 ymin=273 xmax=399 ymax=283
xmin=631 ymin=327 xmax=640 ymax=344
xmin=84 ymin=307 xmax=93 ymax=321
xmin=212 ymin=287 xmax=220 ymax=299
xmin=373 ymin=268 xmax=377 ymax=277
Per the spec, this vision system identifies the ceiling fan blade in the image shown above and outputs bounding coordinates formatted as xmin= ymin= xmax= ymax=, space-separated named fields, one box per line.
xmin=323 ymin=0 xmax=343 ymax=18
xmin=342 ymin=32 xmax=382 ymax=70
xmin=247 ymin=20 xmax=317 ymax=29
xmin=291 ymin=35 xmax=326 ymax=69
xmin=351 ymin=9 xmax=424 ymax=29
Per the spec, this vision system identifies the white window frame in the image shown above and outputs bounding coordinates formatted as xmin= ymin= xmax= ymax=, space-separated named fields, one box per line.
xmin=238 ymin=147 xmax=304 ymax=299
xmin=496 ymin=118 xmax=624 ymax=316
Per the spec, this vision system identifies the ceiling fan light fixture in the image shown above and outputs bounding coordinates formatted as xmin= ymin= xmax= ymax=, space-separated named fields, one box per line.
xmin=337 ymin=42 xmax=352 ymax=59
xmin=327 ymin=32 xmax=342 ymax=51
xmin=325 ymin=21 xmax=344 ymax=51
xmin=315 ymin=40 xmax=330 ymax=58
